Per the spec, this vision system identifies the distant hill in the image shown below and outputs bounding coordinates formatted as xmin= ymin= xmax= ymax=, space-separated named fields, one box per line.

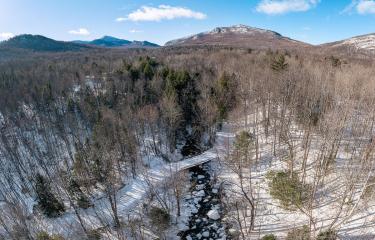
xmin=74 ymin=36 xmax=159 ymax=48
xmin=81 ymin=36 xmax=131 ymax=47
xmin=165 ymin=24 xmax=311 ymax=50
xmin=319 ymin=33 xmax=375 ymax=56
xmin=131 ymin=40 xmax=160 ymax=48
xmin=0 ymin=34 xmax=92 ymax=52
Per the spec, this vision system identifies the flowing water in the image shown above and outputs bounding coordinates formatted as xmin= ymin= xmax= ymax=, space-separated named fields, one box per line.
xmin=178 ymin=163 xmax=227 ymax=240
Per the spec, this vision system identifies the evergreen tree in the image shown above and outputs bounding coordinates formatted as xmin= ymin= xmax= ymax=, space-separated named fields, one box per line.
xmin=271 ymin=54 xmax=288 ymax=72
xmin=213 ymin=72 xmax=236 ymax=122
xmin=68 ymin=179 xmax=92 ymax=209
xmin=129 ymin=68 xmax=140 ymax=82
xmin=234 ymin=131 xmax=255 ymax=165
xmin=35 ymin=174 xmax=65 ymax=217
xmin=235 ymin=131 xmax=254 ymax=152
xmin=143 ymin=62 xmax=154 ymax=80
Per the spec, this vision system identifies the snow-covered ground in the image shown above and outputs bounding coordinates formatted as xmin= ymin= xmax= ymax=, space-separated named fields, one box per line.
xmin=31 ymin=149 xmax=217 ymax=238
xmin=211 ymin=119 xmax=375 ymax=240
xmin=3 ymin=110 xmax=375 ymax=239
xmin=341 ymin=34 xmax=375 ymax=51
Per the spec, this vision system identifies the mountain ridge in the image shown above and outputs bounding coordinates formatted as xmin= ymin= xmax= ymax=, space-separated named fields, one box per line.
xmin=165 ymin=24 xmax=311 ymax=50
xmin=0 ymin=34 xmax=92 ymax=52
xmin=2 ymin=27 xmax=375 ymax=56
xmin=73 ymin=36 xmax=159 ymax=48
xmin=319 ymin=32 xmax=375 ymax=55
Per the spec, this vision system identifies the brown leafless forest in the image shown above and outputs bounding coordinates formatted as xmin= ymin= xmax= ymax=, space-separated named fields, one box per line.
xmin=1 ymin=46 xmax=375 ymax=239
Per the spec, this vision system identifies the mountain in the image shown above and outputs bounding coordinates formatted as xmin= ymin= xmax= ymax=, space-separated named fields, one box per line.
xmin=74 ymin=36 xmax=159 ymax=48
xmin=165 ymin=24 xmax=310 ymax=49
xmin=0 ymin=34 xmax=92 ymax=52
xmin=131 ymin=40 xmax=160 ymax=48
xmin=319 ymin=33 xmax=375 ymax=55
xmin=88 ymin=36 xmax=132 ymax=47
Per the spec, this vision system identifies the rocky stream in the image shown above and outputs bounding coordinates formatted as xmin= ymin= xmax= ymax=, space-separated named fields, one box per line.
xmin=178 ymin=163 xmax=228 ymax=240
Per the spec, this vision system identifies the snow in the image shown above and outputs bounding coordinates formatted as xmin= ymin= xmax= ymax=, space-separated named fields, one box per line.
xmin=208 ymin=24 xmax=273 ymax=35
xmin=212 ymin=117 xmax=375 ymax=239
xmin=32 ymin=150 xmax=217 ymax=237
xmin=228 ymin=228 xmax=238 ymax=236
xmin=165 ymin=24 xmax=281 ymax=46
xmin=339 ymin=34 xmax=375 ymax=51
xmin=194 ymin=190 xmax=206 ymax=197
xmin=0 ymin=112 xmax=4 ymax=127
xmin=207 ymin=209 xmax=220 ymax=220
xmin=3 ymin=108 xmax=375 ymax=239
xmin=178 ymin=222 xmax=189 ymax=231
xmin=196 ymin=184 xmax=205 ymax=190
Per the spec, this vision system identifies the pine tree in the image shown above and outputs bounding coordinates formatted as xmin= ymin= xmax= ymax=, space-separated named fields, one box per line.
xmin=68 ymin=179 xmax=91 ymax=209
xmin=234 ymin=131 xmax=255 ymax=164
xmin=213 ymin=72 xmax=236 ymax=122
xmin=35 ymin=174 xmax=65 ymax=217
xmin=271 ymin=54 xmax=288 ymax=72
xmin=143 ymin=62 xmax=154 ymax=80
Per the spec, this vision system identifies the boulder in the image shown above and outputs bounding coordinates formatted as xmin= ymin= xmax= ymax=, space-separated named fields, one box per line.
xmin=207 ymin=209 xmax=220 ymax=220
xmin=202 ymin=231 xmax=210 ymax=237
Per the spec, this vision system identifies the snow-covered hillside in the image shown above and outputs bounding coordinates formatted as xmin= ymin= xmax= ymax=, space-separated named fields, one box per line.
xmin=207 ymin=25 xmax=281 ymax=36
xmin=341 ymin=34 xmax=375 ymax=51
xmin=321 ymin=33 xmax=375 ymax=55
xmin=166 ymin=25 xmax=280 ymax=45
xmin=165 ymin=24 xmax=308 ymax=49
xmin=210 ymin=113 xmax=375 ymax=239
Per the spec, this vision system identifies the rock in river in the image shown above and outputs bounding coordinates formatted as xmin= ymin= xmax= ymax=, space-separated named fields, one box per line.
xmin=207 ymin=209 xmax=220 ymax=220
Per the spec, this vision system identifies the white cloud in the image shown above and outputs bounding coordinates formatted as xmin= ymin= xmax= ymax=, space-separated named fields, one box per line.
xmin=68 ymin=28 xmax=90 ymax=36
xmin=116 ymin=17 xmax=127 ymax=22
xmin=357 ymin=0 xmax=375 ymax=14
xmin=342 ymin=0 xmax=375 ymax=14
xmin=256 ymin=0 xmax=320 ymax=15
xmin=129 ymin=29 xmax=143 ymax=33
xmin=0 ymin=32 xmax=14 ymax=40
xmin=341 ymin=0 xmax=358 ymax=14
xmin=116 ymin=5 xmax=207 ymax=22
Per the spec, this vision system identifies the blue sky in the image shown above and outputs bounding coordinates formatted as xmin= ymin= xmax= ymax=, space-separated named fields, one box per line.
xmin=1 ymin=0 xmax=375 ymax=45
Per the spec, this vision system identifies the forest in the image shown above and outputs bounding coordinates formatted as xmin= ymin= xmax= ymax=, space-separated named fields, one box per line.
xmin=1 ymin=46 xmax=375 ymax=240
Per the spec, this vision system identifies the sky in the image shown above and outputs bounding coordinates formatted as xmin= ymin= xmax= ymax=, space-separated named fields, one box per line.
xmin=0 ymin=0 xmax=375 ymax=45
